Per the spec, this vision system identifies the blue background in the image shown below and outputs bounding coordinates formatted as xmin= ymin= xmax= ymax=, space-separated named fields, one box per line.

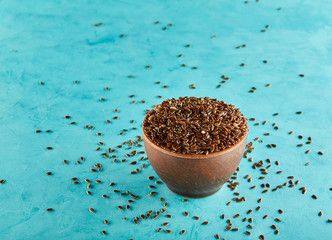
xmin=0 ymin=0 xmax=331 ymax=239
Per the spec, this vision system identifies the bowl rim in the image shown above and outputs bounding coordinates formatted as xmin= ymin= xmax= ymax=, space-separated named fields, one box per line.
xmin=142 ymin=114 xmax=248 ymax=159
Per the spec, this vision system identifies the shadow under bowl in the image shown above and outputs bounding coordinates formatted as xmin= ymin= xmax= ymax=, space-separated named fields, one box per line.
xmin=142 ymin=118 xmax=248 ymax=198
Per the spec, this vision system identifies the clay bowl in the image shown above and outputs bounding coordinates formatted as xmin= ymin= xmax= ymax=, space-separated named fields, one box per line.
xmin=142 ymin=117 xmax=248 ymax=198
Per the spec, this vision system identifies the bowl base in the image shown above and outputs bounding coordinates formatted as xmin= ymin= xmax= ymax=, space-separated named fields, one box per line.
xmin=166 ymin=185 xmax=222 ymax=198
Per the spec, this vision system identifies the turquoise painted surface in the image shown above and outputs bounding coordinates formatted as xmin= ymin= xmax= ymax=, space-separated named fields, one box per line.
xmin=0 ymin=0 xmax=331 ymax=239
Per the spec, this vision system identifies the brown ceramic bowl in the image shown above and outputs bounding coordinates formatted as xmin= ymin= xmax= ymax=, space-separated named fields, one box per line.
xmin=142 ymin=116 xmax=248 ymax=198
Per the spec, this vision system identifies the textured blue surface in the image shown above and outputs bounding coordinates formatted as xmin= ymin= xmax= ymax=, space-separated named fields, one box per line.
xmin=0 ymin=0 xmax=331 ymax=239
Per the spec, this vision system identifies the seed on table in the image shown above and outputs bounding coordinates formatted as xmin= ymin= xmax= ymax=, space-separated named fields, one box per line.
xmin=234 ymin=214 xmax=240 ymax=218
xmin=248 ymin=218 xmax=253 ymax=223
xmin=275 ymin=229 xmax=279 ymax=234
xmin=193 ymin=216 xmax=199 ymax=220
xmin=202 ymin=221 xmax=209 ymax=225
xmin=275 ymin=218 xmax=282 ymax=222
xmin=318 ymin=211 xmax=323 ymax=216
xmin=256 ymin=206 xmax=261 ymax=211
xmin=72 ymin=181 xmax=79 ymax=184
xmin=46 ymin=147 xmax=53 ymax=150
xmin=165 ymin=229 xmax=171 ymax=233
xmin=46 ymin=172 xmax=52 ymax=175
xmin=215 ymin=233 xmax=220 ymax=239
xmin=247 ymin=224 xmax=253 ymax=229
xmin=263 ymin=215 xmax=268 ymax=219
xmin=89 ymin=208 xmax=95 ymax=213
xmin=165 ymin=214 xmax=172 ymax=218
xmin=46 ymin=208 xmax=53 ymax=211
xmin=231 ymin=228 xmax=239 ymax=231
xmin=245 ymin=231 xmax=251 ymax=235
xmin=318 ymin=151 xmax=324 ymax=155
xmin=299 ymin=74 xmax=305 ymax=77
xmin=156 ymin=228 xmax=162 ymax=232
xmin=312 ymin=195 xmax=318 ymax=199
xmin=278 ymin=209 xmax=283 ymax=214
xmin=101 ymin=230 xmax=107 ymax=235
xmin=328 ymin=219 xmax=332 ymax=222
xmin=183 ymin=211 xmax=189 ymax=216
xmin=180 ymin=230 xmax=186 ymax=235
xmin=259 ymin=235 xmax=265 ymax=240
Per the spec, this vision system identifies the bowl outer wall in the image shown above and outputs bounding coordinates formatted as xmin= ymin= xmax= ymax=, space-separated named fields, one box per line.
xmin=142 ymin=129 xmax=248 ymax=198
